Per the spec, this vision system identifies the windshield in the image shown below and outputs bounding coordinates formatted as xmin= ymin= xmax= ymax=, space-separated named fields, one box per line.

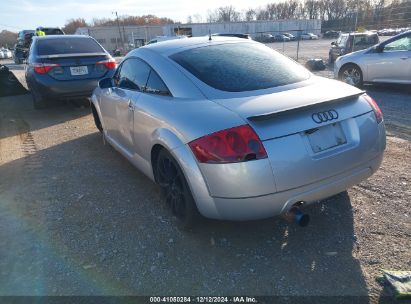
xmin=37 ymin=37 xmax=104 ymax=55
xmin=353 ymin=34 xmax=379 ymax=46
xmin=170 ymin=43 xmax=310 ymax=92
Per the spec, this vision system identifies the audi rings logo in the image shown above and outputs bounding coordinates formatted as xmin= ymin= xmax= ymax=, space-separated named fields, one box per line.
xmin=312 ymin=110 xmax=339 ymax=124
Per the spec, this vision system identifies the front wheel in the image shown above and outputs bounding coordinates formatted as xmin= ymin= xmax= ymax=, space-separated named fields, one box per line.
xmin=155 ymin=149 xmax=200 ymax=229
xmin=338 ymin=64 xmax=363 ymax=87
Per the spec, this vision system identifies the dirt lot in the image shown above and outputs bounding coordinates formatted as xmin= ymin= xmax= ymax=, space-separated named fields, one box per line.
xmin=0 ymin=50 xmax=410 ymax=303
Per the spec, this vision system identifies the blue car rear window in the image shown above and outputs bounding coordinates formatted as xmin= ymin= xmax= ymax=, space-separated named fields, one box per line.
xmin=170 ymin=43 xmax=310 ymax=92
xmin=37 ymin=38 xmax=104 ymax=55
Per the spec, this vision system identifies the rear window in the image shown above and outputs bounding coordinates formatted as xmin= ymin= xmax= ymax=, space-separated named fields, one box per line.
xmin=170 ymin=43 xmax=309 ymax=92
xmin=43 ymin=28 xmax=64 ymax=35
xmin=37 ymin=38 xmax=104 ymax=55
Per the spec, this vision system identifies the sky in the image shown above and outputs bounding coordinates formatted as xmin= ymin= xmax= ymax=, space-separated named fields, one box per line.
xmin=0 ymin=0 xmax=277 ymax=32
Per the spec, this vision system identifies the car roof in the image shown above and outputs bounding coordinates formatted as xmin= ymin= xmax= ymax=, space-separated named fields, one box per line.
xmin=139 ymin=36 xmax=257 ymax=55
xmin=33 ymin=35 xmax=91 ymax=40
xmin=342 ymin=32 xmax=377 ymax=36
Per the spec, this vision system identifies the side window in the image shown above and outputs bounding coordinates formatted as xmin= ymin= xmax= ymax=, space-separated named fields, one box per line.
xmin=145 ymin=69 xmax=171 ymax=96
xmin=115 ymin=58 xmax=151 ymax=91
xmin=384 ymin=35 xmax=411 ymax=52
xmin=338 ymin=35 xmax=347 ymax=47
xmin=133 ymin=60 xmax=151 ymax=90
xmin=117 ymin=60 xmax=138 ymax=90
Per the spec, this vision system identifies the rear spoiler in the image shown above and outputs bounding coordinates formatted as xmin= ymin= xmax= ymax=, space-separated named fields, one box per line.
xmin=248 ymin=91 xmax=365 ymax=121
xmin=37 ymin=52 xmax=107 ymax=59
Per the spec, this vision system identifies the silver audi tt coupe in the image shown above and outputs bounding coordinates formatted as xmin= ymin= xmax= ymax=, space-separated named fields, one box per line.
xmin=90 ymin=37 xmax=386 ymax=228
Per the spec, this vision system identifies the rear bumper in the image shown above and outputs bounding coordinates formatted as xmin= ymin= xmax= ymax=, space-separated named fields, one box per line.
xmin=211 ymin=153 xmax=382 ymax=220
xmin=173 ymin=143 xmax=384 ymax=221
xmin=36 ymin=78 xmax=98 ymax=98
xmin=28 ymin=72 xmax=113 ymax=99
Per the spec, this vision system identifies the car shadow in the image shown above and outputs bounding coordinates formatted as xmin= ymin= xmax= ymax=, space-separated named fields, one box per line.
xmin=0 ymin=66 xmax=28 ymax=97
xmin=0 ymin=93 xmax=90 ymax=140
xmin=0 ymin=131 xmax=370 ymax=298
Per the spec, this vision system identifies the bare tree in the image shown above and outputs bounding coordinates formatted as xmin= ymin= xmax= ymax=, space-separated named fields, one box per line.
xmin=0 ymin=30 xmax=17 ymax=48
xmin=245 ymin=9 xmax=257 ymax=21
xmin=215 ymin=6 xmax=241 ymax=22
xmin=193 ymin=14 xmax=203 ymax=23
xmin=63 ymin=18 xmax=88 ymax=34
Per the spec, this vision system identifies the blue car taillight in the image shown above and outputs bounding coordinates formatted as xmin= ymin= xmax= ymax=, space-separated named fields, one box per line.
xmin=33 ymin=63 xmax=60 ymax=74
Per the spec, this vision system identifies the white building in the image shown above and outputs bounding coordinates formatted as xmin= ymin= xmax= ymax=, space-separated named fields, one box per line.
xmin=75 ymin=25 xmax=163 ymax=52
xmin=76 ymin=19 xmax=321 ymax=52
xmin=162 ymin=19 xmax=321 ymax=38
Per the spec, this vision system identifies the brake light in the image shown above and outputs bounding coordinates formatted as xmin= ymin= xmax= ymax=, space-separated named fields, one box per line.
xmin=97 ymin=58 xmax=117 ymax=70
xmin=33 ymin=63 xmax=60 ymax=74
xmin=189 ymin=125 xmax=267 ymax=163
xmin=363 ymin=94 xmax=383 ymax=124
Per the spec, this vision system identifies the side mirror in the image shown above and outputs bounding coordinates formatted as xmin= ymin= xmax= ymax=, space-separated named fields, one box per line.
xmin=99 ymin=77 xmax=113 ymax=89
xmin=375 ymin=44 xmax=384 ymax=53
xmin=331 ymin=41 xmax=336 ymax=46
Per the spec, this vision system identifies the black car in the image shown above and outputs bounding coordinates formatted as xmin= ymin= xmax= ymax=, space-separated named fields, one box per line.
xmin=14 ymin=30 xmax=35 ymax=64
xmin=14 ymin=28 xmax=66 ymax=64
xmin=25 ymin=35 xmax=116 ymax=109
xmin=41 ymin=27 xmax=65 ymax=35
xmin=323 ymin=30 xmax=340 ymax=39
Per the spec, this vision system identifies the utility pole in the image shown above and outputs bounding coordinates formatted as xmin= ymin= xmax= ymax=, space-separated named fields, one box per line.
xmin=112 ymin=11 xmax=124 ymax=50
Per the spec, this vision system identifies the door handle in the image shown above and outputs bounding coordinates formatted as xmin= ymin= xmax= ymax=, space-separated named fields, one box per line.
xmin=400 ymin=56 xmax=409 ymax=60
xmin=128 ymin=99 xmax=134 ymax=111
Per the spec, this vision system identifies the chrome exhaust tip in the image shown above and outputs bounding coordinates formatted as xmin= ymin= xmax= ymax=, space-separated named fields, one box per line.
xmin=293 ymin=208 xmax=310 ymax=227
xmin=283 ymin=203 xmax=310 ymax=227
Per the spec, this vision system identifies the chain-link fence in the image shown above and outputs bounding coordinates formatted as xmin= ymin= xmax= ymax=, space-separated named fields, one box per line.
xmin=249 ymin=28 xmax=326 ymax=62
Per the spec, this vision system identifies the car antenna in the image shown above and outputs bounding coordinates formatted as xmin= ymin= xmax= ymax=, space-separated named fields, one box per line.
xmin=209 ymin=29 xmax=212 ymax=41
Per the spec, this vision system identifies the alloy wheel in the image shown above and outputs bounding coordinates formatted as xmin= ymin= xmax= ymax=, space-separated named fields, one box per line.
xmin=157 ymin=153 xmax=187 ymax=221
xmin=342 ymin=67 xmax=361 ymax=86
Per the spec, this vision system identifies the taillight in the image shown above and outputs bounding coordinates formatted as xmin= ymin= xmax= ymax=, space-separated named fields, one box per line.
xmin=97 ymin=58 xmax=117 ymax=70
xmin=188 ymin=125 xmax=267 ymax=163
xmin=363 ymin=94 xmax=383 ymax=124
xmin=33 ymin=63 xmax=60 ymax=74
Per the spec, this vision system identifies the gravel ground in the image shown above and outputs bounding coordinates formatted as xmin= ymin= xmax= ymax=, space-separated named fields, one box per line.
xmin=0 ymin=49 xmax=410 ymax=303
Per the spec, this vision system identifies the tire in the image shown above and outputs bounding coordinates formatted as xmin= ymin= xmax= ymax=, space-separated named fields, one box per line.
xmin=30 ymin=84 xmax=47 ymax=109
xmin=338 ymin=63 xmax=363 ymax=87
xmin=155 ymin=149 xmax=200 ymax=229
xmin=91 ymin=105 xmax=103 ymax=132
xmin=328 ymin=53 xmax=334 ymax=64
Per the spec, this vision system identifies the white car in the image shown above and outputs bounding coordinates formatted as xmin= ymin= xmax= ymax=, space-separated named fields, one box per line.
xmin=334 ymin=30 xmax=411 ymax=87
xmin=0 ymin=48 xmax=13 ymax=59
xmin=300 ymin=33 xmax=319 ymax=40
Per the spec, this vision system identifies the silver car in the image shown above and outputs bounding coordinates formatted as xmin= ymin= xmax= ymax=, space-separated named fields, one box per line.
xmin=90 ymin=37 xmax=386 ymax=228
xmin=335 ymin=30 xmax=411 ymax=86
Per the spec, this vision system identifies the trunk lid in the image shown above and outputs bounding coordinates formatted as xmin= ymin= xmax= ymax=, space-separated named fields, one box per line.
xmin=39 ymin=54 xmax=109 ymax=81
xmin=212 ymin=78 xmax=382 ymax=192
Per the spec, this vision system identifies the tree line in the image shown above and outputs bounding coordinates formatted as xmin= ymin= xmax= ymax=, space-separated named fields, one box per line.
xmin=62 ymin=15 xmax=175 ymax=34
xmin=60 ymin=0 xmax=409 ymax=34
xmin=197 ymin=0 xmax=410 ymax=30
xmin=1 ymin=0 xmax=409 ymax=46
